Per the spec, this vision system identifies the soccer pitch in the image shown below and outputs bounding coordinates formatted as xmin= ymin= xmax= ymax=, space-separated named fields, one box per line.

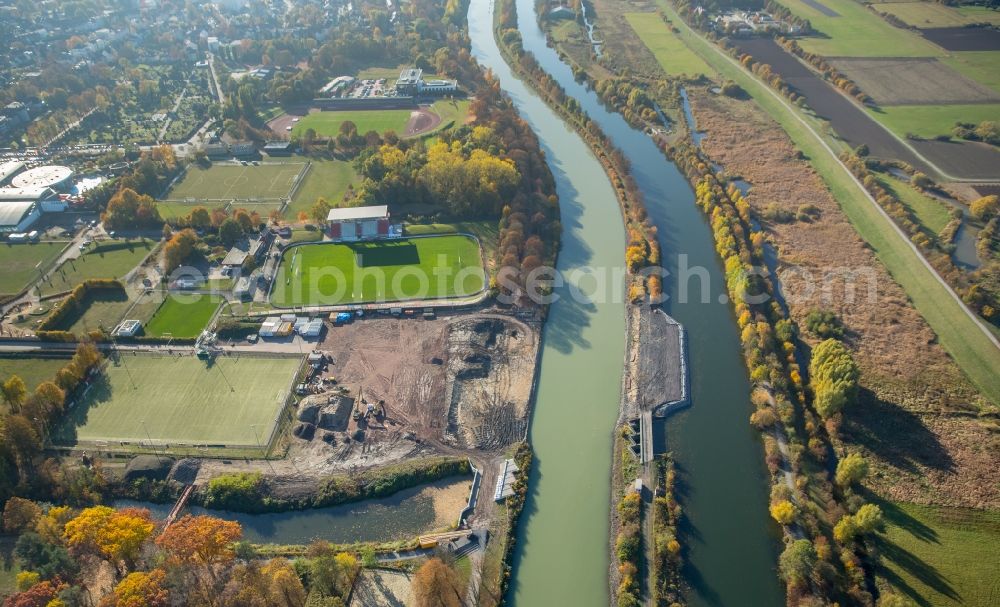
xmin=55 ymin=355 xmax=301 ymax=448
xmin=269 ymin=235 xmax=486 ymax=307
xmin=164 ymin=163 xmax=306 ymax=202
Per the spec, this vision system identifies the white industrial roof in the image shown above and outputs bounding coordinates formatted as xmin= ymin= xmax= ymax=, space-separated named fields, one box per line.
xmin=0 ymin=186 xmax=56 ymax=202
xmin=10 ymin=165 xmax=73 ymax=189
xmin=0 ymin=161 xmax=25 ymax=184
xmin=0 ymin=200 xmax=36 ymax=226
xmin=327 ymin=205 xmax=389 ymax=222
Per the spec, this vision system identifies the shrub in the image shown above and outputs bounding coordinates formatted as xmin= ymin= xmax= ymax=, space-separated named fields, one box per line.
xmin=762 ymin=202 xmax=794 ymax=223
xmin=804 ymin=309 xmax=844 ymax=339
xmin=970 ymin=195 xmax=999 ymax=222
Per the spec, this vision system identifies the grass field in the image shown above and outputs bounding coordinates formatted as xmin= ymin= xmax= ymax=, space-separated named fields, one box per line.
xmin=774 ymin=0 xmax=942 ymax=56
xmin=876 ymin=501 xmax=1000 ymax=607
xmin=429 ymin=99 xmax=472 ymax=132
xmin=876 ymin=174 xmax=954 ymax=235
xmin=286 ymin=158 xmax=359 ymax=218
xmin=55 ymin=355 xmax=300 ymax=447
xmin=659 ymin=0 xmax=1000 ymax=405
xmin=269 ymin=235 xmax=485 ymax=307
xmin=404 ymin=220 xmax=501 ymax=263
xmin=292 ymin=110 xmax=413 ymax=139
xmin=166 ymin=163 xmax=306 ymax=202
xmin=143 ymin=294 xmax=222 ymax=338
xmin=868 ymin=103 xmax=1000 ymax=139
xmin=0 ymin=242 xmax=67 ymax=297
xmin=875 ymin=2 xmax=1000 ymax=28
xmin=941 ymin=51 xmax=1000 ymax=95
xmin=39 ymin=240 xmax=154 ymax=297
xmin=0 ymin=357 xmax=69 ymax=393
xmin=624 ymin=13 xmax=715 ymax=76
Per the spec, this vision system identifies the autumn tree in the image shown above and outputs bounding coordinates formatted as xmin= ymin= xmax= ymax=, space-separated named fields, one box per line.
xmin=102 ymin=188 xmax=162 ymax=231
xmin=809 ymin=338 xmax=859 ymax=419
xmin=187 ymin=206 xmax=211 ymax=229
xmin=412 ymin=558 xmax=464 ymax=607
xmin=155 ymin=515 xmax=242 ymax=565
xmin=111 ymin=569 xmax=169 ymax=607
xmin=769 ymin=500 xmax=796 ymax=526
xmin=835 ymin=452 xmax=868 ymax=488
xmin=162 ymin=229 xmax=200 ymax=274
xmin=2 ymin=497 xmax=41 ymax=533
xmin=311 ymin=198 xmax=332 ymax=224
xmin=2 ymin=375 xmax=27 ymax=413
xmin=63 ymin=506 xmax=154 ymax=568
xmin=970 ymin=195 xmax=999 ymax=221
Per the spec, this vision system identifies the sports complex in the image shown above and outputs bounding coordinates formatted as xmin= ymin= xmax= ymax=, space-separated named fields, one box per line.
xmin=269 ymin=234 xmax=486 ymax=307
xmin=54 ymin=354 xmax=302 ymax=454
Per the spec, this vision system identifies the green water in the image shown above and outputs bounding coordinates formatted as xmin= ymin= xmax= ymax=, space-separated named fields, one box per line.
xmin=469 ymin=0 xmax=785 ymax=605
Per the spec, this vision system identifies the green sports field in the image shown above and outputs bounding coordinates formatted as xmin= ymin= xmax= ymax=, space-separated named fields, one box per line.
xmin=624 ymin=13 xmax=715 ymax=77
xmin=292 ymin=109 xmax=413 ymax=139
xmin=165 ymin=163 xmax=306 ymax=202
xmin=55 ymin=355 xmax=300 ymax=448
xmin=143 ymin=294 xmax=222 ymax=338
xmin=269 ymin=235 xmax=485 ymax=307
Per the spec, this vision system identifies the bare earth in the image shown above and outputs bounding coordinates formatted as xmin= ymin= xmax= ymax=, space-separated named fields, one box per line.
xmin=689 ymin=87 xmax=1000 ymax=509
xmin=350 ymin=569 xmax=415 ymax=607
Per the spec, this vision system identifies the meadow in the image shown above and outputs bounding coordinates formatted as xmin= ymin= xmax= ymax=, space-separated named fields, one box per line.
xmin=39 ymin=240 xmax=154 ymax=297
xmin=0 ymin=357 xmax=70 ymax=394
xmin=875 ymin=2 xmax=1000 ymax=28
xmin=286 ymin=159 xmax=359 ymax=218
xmin=269 ymin=235 xmax=485 ymax=307
xmin=876 ymin=501 xmax=1000 ymax=607
xmin=55 ymin=355 xmax=300 ymax=448
xmin=0 ymin=242 xmax=68 ymax=297
xmin=624 ymin=13 xmax=715 ymax=77
xmin=774 ymin=0 xmax=942 ymax=57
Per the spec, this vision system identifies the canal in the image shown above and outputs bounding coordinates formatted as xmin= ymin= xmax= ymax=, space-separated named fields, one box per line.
xmin=470 ymin=0 xmax=785 ymax=605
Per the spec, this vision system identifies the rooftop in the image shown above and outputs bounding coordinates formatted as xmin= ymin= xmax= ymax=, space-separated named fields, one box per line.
xmin=0 ymin=200 xmax=36 ymax=227
xmin=327 ymin=205 xmax=389 ymax=222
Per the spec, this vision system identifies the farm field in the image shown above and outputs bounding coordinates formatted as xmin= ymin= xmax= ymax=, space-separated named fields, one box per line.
xmin=0 ymin=357 xmax=70 ymax=393
xmin=143 ymin=294 xmax=222 ymax=338
xmin=623 ymin=13 xmax=715 ymax=76
xmin=286 ymin=158 xmax=359 ymax=218
xmin=774 ymin=0 xmax=942 ymax=56
xmin=0 ymin=242 xmax=68 ymax=297
xmin=38 ymin=240 xmax=154 ymax=297
xmin=165 ymin=162 xmax=306 ymax=202
xmin=829 ymin=58 xmax=1000 ymax=106
xmin=869 ymin=103 xmax=1000 ymax=140
xmin=876 ymin=501 xmax=1000 ymax=607
xmin=658 ymin=0 xmax=1000 ymax=404
xmin=269 ymin=235 xmax=485 ymax=307
xmin=875 ymin=2 xmax=1000 ymax=28
xmin=291 ymin=109 xmax=413 ymax=139
xmin=55 ymin=355 xmax=300 ymax=447
xmin=943 ymin=51 xmax=1000 ymax=95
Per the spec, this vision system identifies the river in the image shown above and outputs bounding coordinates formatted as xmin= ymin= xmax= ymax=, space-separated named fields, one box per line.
xmin=469 ymin=0 xmax=785 ymax=605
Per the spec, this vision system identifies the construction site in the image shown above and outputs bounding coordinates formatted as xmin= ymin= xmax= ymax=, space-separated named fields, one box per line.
xmin=191 ymin=311 xmax=539 ymax=497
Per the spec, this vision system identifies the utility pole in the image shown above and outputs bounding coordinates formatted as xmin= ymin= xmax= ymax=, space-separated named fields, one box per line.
xmin=251 ymin=424 xmax=275 ymax=473
xmin=141 ymin=419 xmax=166 ymax=464
xmin=215 ymin=355 xmax=236 ymax=392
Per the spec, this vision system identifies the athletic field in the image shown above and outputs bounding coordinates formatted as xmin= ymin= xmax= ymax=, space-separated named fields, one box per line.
xmin=165 ymin=163 xmax=307 ymax=202
xmin=291 ymin=109 xmax=412 ymax=139
xmin=55 ymin=355 xmax=300 ymax=448
xmin=269 ymin=235 xmax=485 ymax=307
xmin=144 ymin=294 xmax=222 ymax=339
